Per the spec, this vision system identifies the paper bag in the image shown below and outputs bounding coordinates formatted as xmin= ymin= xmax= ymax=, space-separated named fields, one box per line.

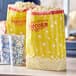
xmin=26 ymin=9 xmax=66 ymax=71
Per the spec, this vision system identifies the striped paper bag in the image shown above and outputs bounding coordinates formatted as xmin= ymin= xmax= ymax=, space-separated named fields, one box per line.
xmin=26 ymin=8 xmax=66 ymax=71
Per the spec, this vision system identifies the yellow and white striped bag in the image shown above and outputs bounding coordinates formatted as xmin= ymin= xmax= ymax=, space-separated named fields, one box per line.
xmin=26 ymin=8 xmax=66 ymax=71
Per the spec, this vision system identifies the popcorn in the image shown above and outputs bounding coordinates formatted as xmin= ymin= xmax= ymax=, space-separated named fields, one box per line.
xmin=15 ymin=1 xmax=36 ymax=10
xmin=32 ymin=6 xmax=61 ymax=12
xmin=32 ymin=6 xmax=51 ymax=12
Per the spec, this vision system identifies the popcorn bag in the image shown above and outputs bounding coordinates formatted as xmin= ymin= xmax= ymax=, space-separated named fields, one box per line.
xmin=26 ymin=7 xmax=66 ymax=71
xmin=0 ymin=34 xmax=24 ymax=65
xmin=6 ymin=2 xmax=37 ymax=63
xmin=6 ymin=4 xmax=26 ymax=35
xmin=6 ymin=2 xmax=37 ymax=35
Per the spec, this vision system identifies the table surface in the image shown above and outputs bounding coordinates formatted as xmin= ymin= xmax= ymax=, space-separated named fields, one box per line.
xmin=0 ymin=58 xmax=76 ymax=76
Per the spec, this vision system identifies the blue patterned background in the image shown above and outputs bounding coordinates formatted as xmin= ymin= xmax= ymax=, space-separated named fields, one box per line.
xmin=0 ymin=0 xmax=24 ymax=20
